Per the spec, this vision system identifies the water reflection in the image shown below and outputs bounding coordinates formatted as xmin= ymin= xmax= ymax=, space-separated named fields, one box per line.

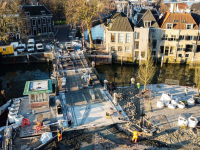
xmin=0 ymin=63 xmax=52 ymax=106
xmin=96 ymin=64 xmax=195 ymax=86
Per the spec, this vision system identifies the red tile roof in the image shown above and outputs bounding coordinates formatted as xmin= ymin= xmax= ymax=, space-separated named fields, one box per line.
xmin=177 ymin=3 xmax=188 ymax=10
xmin=161 ymin=13 xmax=198 ymax=29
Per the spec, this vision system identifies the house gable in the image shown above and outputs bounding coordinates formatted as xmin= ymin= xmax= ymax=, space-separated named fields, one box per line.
xmin=136 ymin=9 xmax=159 ymax=28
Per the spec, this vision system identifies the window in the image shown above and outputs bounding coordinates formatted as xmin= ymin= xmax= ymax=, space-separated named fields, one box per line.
xmin=178 ymin=54 xmax=182 ymax=58
xmin=177 ymin=45 xmax=183 ymax=51
xmin=135 ymin=32 xmax=140 ymax=39
xmin=165 ymin=46 xmax=169 ymax=56
xmin=160 ymin=46 xmax=164 ymax=53
xmin=135 ymin=51 xmax=139 ymax=58
xmin=151 ymin=29 xmax=155 ymax=37
xmin=38 ymin=19 xmax=41 ymax=25
xmin=162 ymin=34 xmax=168 ymax=40
xmin=151 ymin=51 xmax=156 ymax=56
xmin=126 ymin=33 xmax=131 ymax=43
xmin=111 ymin=33 xmax=116 ymax=42
xmin=118 ymin=33 xmax=123 ymax=43
xmin=43 ymin=18 xmax=46 ymax=25
xmin=48 ymin=18 xmax=51 ymax=24
xmin=197 ymin=45 xmax=200 ymax=52
xmin=48 ymin=26 xmax=51 ymax=32
xmin=198 ymin=36 xmax=200 ymax=41
xmin=171 ymin=35 xmax=176 ymax=41
xmin=141 ymin=52 xmax=145 ymax=58
xmin=32 ymin=19 xmax=36 ymax=26
xmin=135 ymin=41 xmax=139 ymax=49
xmin=186 ymin=36 xmax=193 ymax=41
xmin=111 ymin=46 xmax=115 ymax=51
xmin=170 ymin=46 xmax=175 ymax=54
xmin=25 ymin=12 xmax=30 ymax=16
xmin=144 ymin=21 xmax=151 ymax=27
xmin=166 ymin=23 xmax=173 ymax=29
xmin=125 ymin=46 xmax=130 ymax=52
xmin=185 ymin=54 xmax=189 ymax=57
xmin=174 ymin=20 xmax=178 ymax=23
xmin=186 ymin=45 xmax=193 ymax=52
xmin=186 ymin=24 xmax=193 ymax=29
xmin=152 ymin=40 xmax=157 ymax=48
xmin=181 ymin=20 xmax=186 ymax=23
xmin=43 ymin=27 xmax=47 ymax=33
xmin=41 ymin=11 xmax=46 ymax=15
xmin=118 ymin=46 xmax=123 ymax=52
xmin=3 ymin=47 xmax=6 ymax=51
xmin=179 ymin=35 xmax=185 ymax=40
xmin=38 ymin=27 xmax=42 ymax=34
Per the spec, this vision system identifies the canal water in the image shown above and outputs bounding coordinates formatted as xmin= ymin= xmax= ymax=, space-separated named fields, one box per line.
xmin=95 ymin=64 xmax=195 ymax=86
xmin=0 ymin=63 xmax=195 ymax=106
xmin=0 ymin=63 xmax=52 ymax=106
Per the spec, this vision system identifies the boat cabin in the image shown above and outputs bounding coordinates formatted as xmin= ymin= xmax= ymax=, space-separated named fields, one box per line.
xmin=23 ymin=79 xmax=53 ymax=109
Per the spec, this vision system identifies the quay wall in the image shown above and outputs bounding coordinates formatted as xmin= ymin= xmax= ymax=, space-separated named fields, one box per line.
xmin=0 ymin=52 xmax=54 ymax=65
xmin=86 ymin=54 xmax=112 ymax=65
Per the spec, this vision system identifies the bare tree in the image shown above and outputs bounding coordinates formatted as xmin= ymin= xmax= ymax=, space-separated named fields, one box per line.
xmin=159 ymin=2 xmax=169 ymax=14
xmin=62 ymin=0 xmax=108 ymax=49
xmin=194 ymin=67 xmax=200 ymax=97
xmin=137 ymin=46 xmax=156 ymax=91
xmin=0 ymin=0 xmax=28 ymax=43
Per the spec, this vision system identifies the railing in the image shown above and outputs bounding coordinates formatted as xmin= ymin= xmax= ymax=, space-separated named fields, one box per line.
xmin=165 ymin=79 xmax=179 ymax=86
xmin=83 ymin=52 xmax=104 ymax=86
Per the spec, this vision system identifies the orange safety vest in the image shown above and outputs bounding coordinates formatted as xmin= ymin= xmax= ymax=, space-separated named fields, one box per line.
xmin=36 ymin=122 xmax=41 ymax=127
xmin=133 ymin=131 xmax=138 ymax=138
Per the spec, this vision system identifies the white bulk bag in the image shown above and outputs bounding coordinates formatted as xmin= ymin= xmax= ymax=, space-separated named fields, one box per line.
xmin=171 ymin=100 xmax=178 ymax=106
xmin=11 ymin=106 xmax=19 ymax=111
xmin=161 ymin=93 xmax=172 ymax=101
xmin=178 ymin=115 xmax=188 ymax=127
xmin=177 ymin=101 xmax=185 ymax=109
xmin=14 ymin=115 xmax=24 ymax=125
xmin=168 ymin=104 xmax=176 ymax=109
xmin=157 ymin=100 xmax=164 ymax=108
xmin=187 ymin=98 xmax=195 ymax=106
xmin=8 ymin=114 xmax=17 ymax=123
xmin=9 ymin=110 xmax=18 ymax=115
xmin=188 ymin=116 xmax=198 ymax=128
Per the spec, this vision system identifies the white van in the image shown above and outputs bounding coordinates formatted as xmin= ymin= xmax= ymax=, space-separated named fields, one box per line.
xmin=27 ymin=39 xmax=35 ymax=52
xmin=36 ymin=43 xmax=44 ymax=52
xmin=17 ymin=44 xmax=26 ymax=53
xmin=10 ymin=42 xmax=19 ymax=50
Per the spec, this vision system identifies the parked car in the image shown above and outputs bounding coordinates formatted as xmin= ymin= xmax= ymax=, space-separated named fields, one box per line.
xmin=71 ymin=40 xmax=82 ymax=48
xmin=17 ymin=44 xmax=26 ymax=53
xmin=10 ymin=42 xmax=19 ymax=50
xmin=27 ymin=39 xmax=35 ymax=52
xmin=36 ymin=43 xmax=44 ymax=52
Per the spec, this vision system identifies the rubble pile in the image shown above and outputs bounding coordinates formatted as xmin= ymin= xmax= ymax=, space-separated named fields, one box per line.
xmin=122 ymin=98 xmax=140 ymax=121
xmin=153 ymin=128 xmax=200 ymax=149
xmin=94 ymin=133 xmax=132 ymax=150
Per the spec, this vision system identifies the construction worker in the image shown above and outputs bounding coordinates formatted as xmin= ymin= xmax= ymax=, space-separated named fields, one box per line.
xmin=68 ymin=50 xmax=70 ymax=56
xmin=185 ymin=87 xmax=188 ymax=96
xmin=132 ymin=130 xmax=139 ymax=143
xmin=57 ymin=129 xmax=62 ymax=142
xmin=137 ymin=83 xmax=140 ymax=90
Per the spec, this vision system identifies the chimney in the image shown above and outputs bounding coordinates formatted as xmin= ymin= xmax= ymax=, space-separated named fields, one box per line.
xmin=170 ymin=4 xmax=174 ymax=13
xmin=130 ymin=5 xmax=132 ymax=18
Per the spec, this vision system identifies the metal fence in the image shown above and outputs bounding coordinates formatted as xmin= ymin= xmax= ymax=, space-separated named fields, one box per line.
xmin=165 ymin=79 xmax=179 ymax=86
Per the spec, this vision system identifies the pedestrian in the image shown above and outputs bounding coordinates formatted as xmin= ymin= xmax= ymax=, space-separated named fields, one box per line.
xmin=132 ymin=130 xmax=139 ymax=143
xmin=137 ymin=83 xmax=140 ymax=90
xmin=68 ymin=50 xmax=70 ymax=56
xmin=185 ymin=87 xmax=188 ymax=96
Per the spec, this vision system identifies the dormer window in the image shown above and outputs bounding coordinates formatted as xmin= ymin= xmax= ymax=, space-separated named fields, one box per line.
xmin=25 ymin=12 xmax=30 ymax=16
xmin=174 ymin=20 xmax=178 ymax=23
xmin=186 ymin=24 xmax=193 ymax=29
xmin=144 ymin=21 xmax=151 ymax=28
xmin=166 ymin=23 xmax=173 ymax=29
xmin=41 ymin=11 xmax=46 ymax=15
